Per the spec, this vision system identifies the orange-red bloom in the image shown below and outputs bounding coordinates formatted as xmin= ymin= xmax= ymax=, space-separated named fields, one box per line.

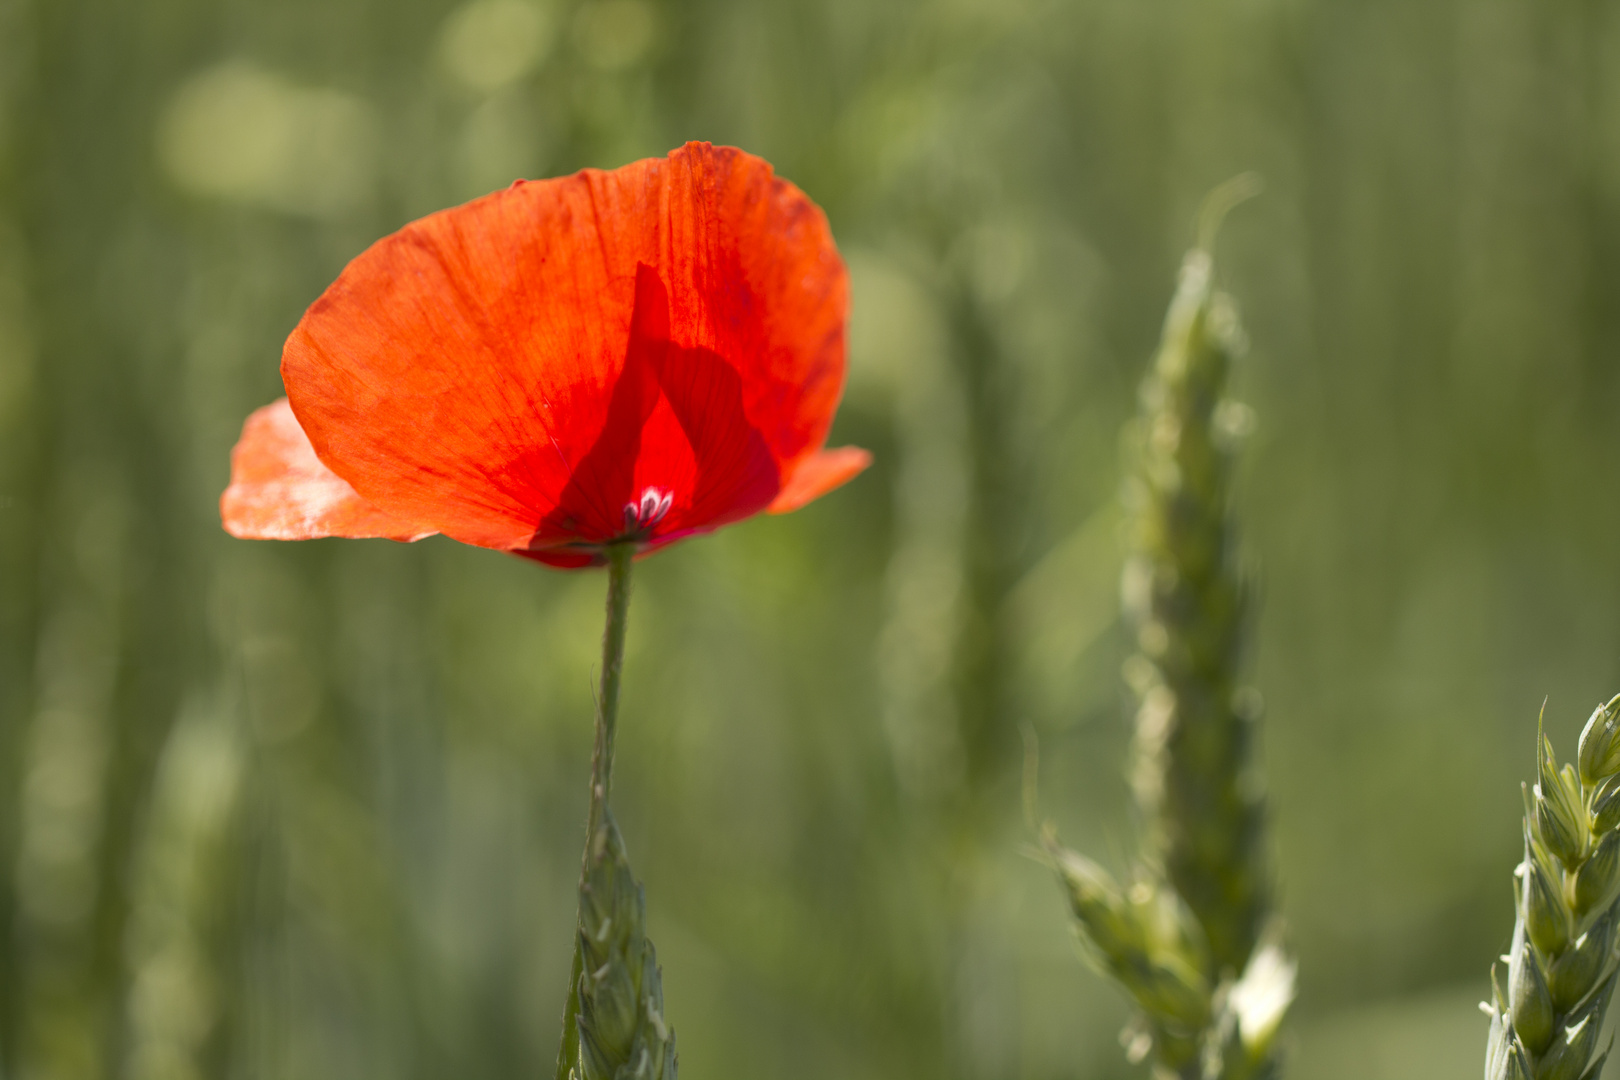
xmin=221 ymin=143 xmax=869 ymax=567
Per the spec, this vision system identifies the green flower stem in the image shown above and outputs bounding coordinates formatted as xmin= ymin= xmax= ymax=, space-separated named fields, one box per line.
xmin=556 ymin=542 xmax=636 ymax=1080
xmin=554 ymin=543 xmax=677 ymax=1080
xmin=593 ymin=542 xmax=636 ymax=824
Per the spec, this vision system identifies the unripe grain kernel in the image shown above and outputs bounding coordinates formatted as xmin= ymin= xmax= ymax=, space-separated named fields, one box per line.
xmin=1539 ymin=1002 xmax=1603 ymax=1080
xmin=1589 ymin=774 xmax=1620 ymax=835
xmin=1508 ymin=940 xmax=1555 ymax=1054
xmin=1579 ymin=697 xmax=1620 ymax=786
xmin=1574 ymin=830 xmax=1620 ymax=915
xmin=1538 ymin=785 xmax=1587 ymax=870
xmin=1549 ymin=911 xmax=1615 ymax=1013
xmin=1524 ymin=855 xmax=1571 ymax=957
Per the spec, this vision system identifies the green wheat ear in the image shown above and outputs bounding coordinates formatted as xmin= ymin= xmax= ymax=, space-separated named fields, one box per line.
xmin=1045 ymin=177 xmax=1295 ymax=1080
xmin=1484 ymin=695 xmax=1620 ymax=1080
xmin=1125 ymin=231 xmax=1262 ymax=981
xmin=571 ymin=808 xmax=678 ymax=1080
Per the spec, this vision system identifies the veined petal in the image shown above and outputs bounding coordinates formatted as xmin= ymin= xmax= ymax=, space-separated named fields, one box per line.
xmin=221 ymin=399 xmax=436 ymax=542
xmin=767 ymin=446 xmax=872 ymax=514
xmin=282 ymin=142 xmax=852 ymax=554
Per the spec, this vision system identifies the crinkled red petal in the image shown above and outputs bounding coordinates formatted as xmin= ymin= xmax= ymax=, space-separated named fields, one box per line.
xmin=220 ymin=399 xmax=437 ymax=543
xmin=282 ymin=142 xmax=857 ymax=559
xmin=767 ymin=446 xmax=873 ymax=514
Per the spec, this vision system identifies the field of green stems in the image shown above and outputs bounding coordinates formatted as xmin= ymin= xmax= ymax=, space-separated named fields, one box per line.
xmin=4 ymin=1 xmax=1620 ymax=1079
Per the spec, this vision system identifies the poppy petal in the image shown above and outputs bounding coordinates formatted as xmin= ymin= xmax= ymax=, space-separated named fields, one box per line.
xmin=221 ymin=399 xmax=436 ymax=542
xmin=767 ymin=446 xmax=872 ymax=514
xmin=512 ymin=547 xmax=603 ymax=570
xmin=281 ymin=142 xmax=850 ymax=553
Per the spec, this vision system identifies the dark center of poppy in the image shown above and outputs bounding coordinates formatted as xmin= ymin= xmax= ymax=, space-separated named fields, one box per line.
xmin=621 ymin=486 xmax=673 ymax=537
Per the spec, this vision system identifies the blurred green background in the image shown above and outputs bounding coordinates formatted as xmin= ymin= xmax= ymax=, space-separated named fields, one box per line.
xmin=2 ymin=0 xmax=1618 ymax=1078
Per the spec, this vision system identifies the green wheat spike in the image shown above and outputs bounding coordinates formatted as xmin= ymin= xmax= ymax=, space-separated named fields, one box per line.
xmin=571 ymin=808 xmax=678 ymax=1080
xmin=1484 ymin=696 xmax=1620 ymax=1080
xmin=1124 ymin=233 xmax=1261 ymax=978
xmin=1047 ymin=841 xmax=1213 ymax=1074
xmin=1046 ymin=176 xmax=1294 ymax=1080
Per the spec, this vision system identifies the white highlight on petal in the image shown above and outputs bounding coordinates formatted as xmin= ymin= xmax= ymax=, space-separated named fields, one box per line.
xmin=222 ymin=399 xmax=434 ymax=542
xmin=228 ymin=404 xmax=364 ymax=538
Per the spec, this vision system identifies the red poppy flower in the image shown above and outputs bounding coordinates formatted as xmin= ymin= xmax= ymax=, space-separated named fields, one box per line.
xmin=221 ymin=142 xmax=870 ymax=568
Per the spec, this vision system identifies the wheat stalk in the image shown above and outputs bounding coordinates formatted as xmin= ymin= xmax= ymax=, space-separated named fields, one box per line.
xmin=1483 ymin=696 xmax=1620 ymax=1080
xmin=1045 ymin=179 xmax=1294 ymax=1080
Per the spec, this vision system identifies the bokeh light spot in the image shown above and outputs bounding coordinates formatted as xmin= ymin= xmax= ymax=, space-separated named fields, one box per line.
xmin=156 ymin=61 xmax=376 ymax=219
xmin=438 ymin=0 xmax=555 ymax=94
xmin=572 ymin=0 xmax=657 ymax=72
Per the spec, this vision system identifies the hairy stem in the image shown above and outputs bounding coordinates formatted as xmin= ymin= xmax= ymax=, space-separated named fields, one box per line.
xmin=556 ymin=542 xmax=636 ymax=1080
xmin=593 ymin=543 xmax=635 ymax=822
